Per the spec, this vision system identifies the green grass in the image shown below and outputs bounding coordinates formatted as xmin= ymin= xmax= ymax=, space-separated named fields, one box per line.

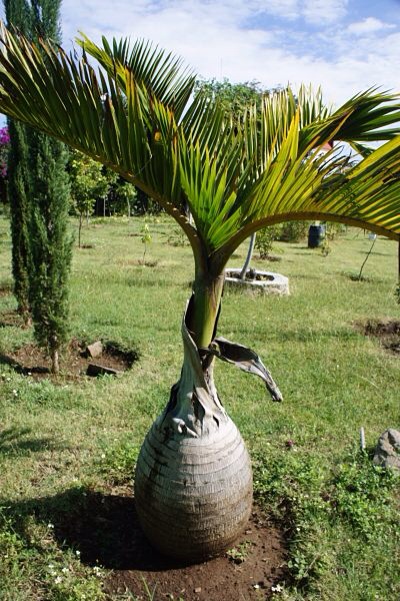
xmin=0 ymin=214 xmax=399 ymax=600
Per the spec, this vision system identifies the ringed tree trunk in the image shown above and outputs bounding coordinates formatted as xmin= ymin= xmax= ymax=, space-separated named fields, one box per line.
xmin=135 ymin=270 xmax=282 ymax=562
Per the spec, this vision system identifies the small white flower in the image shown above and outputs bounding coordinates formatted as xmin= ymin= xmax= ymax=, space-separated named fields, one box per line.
xmin=47 ymin=523 xmax=54 ymax=529
xmin=54 ymin=576 xmax=63 ymax=585
xmin=75 ymin=550 xmax=81 ymax=556
xmin=101 ymin=453 xmax=106 ymax=459
xmin=61 ymin=567 xmax=69 ymax=574
xmin=253 ymin=584 xmax=260 ymax=590
xmin=48 ymin=564 xmax=54 ymax=569
xmin=12 ymin=389 xmax=18 ymax=396
xmin=272 ymin=583 xmax=283 ymax=593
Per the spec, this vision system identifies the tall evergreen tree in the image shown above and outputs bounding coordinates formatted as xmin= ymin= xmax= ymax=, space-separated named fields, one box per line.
xmin=27 ymin=0 xmax=72 ymax=374
xmin=28 ymin=133 xmax=71 ymax=373
xmin=4 ymin=0 xmax=32 ymax=324
xmin=5 ymin=0 xmax=72 ymax=372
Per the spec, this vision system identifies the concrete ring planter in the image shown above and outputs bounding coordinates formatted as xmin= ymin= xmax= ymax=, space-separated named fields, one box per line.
xmin=225 ymin=268 xmax=290 ymax=296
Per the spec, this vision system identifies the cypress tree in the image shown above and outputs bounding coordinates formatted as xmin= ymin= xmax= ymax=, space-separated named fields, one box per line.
xmin=4 ymin=0 xmax=32 ymax=324
xmin=28 ymin=133 xmax=71 ymax=374
xmin=27 ymin=0 xmax=72 ymax=374
xmin=5 ymin=0 xmax=72 ymax=373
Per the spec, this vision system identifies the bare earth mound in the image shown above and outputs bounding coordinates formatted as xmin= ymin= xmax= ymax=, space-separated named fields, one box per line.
xmin=106 ymin=510 xmax=286 ymax=601
xmin=360 ymin=319 xmax=400 ymax=354
xmin=51 ymin=488 xmax=287 ymax=601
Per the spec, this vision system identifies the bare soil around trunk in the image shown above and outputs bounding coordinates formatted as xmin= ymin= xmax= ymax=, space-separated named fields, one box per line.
xmin=0 ymin=336 xmax=138 ymax=380
xmin=49 ymin=487 xmax=287 ymax=600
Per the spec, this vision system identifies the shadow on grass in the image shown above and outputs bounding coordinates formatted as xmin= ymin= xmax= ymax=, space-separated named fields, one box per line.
xmin=1 ymin=487 xmax=185 ymax=571
xmin=0 ymin=427 xmax=60 ymax=456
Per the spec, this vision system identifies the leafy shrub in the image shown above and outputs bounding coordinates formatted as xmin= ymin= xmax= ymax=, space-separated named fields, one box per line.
xmin=276 ymin=221 xmax=310 ymax=242
xmin=255 ymin=227 xmax=279 ymax=258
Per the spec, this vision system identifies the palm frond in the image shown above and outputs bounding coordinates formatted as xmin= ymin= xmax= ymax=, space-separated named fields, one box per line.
xmin=0 ymin=23 xmax=399 ymax=275
xmin=77 ymin=34 xmax=196 ymax=120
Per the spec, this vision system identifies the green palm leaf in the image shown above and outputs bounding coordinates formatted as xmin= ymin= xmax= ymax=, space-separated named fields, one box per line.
xmin=0 ymin=23 xmax=399 ymax=272
xmin=77 ymin=34 xmax=196 ymax=120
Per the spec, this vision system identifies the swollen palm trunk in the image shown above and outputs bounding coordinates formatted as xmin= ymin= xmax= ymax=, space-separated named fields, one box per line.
xmin=135 ymin=413 xmax=252 ymax=561
xmin=135 ymin=297 xmax=282 ymax=562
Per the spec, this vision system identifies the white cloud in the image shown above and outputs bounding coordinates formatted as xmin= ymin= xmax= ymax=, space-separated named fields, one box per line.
xmin=303 ymin=0 xmax=349 ymax=25
xmin=258 ymin=0 xmax=299 ymax=20
xmin=347 ymin=17 xmax=395 ymax=35
xmin=0 ymin=0 xmax=399 ymax=111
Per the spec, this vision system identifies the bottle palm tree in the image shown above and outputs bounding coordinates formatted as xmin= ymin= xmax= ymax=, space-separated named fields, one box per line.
xmin=0 ymin=27 xmax=399 ymax=561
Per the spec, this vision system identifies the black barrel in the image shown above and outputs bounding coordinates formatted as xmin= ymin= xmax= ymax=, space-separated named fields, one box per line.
xmin=308 ymin=224 xmax=325 ymax=248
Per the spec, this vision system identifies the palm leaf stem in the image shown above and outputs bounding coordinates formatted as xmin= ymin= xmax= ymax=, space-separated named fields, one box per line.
xmin=211 ymin=211 xmax=400 ymax=277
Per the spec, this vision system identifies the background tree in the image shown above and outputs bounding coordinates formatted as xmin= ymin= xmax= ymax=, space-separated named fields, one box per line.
xmin=28 ymin=133 xmax=71 ymax=373
xmin=4 ymin=0 xmax=72 ymax=371
xmin=194 ymin=77 xmax=267 ymax=112
xmin=0 ymin=31 xmax=399 ymax=561
xmin=194 ymin=78 xmax=284 ymax=277
xmin=106 ymin=176 xmax=136 ymax=217
xmin=26 ymin=0 xmax=72 ymax=374
xmin=133 ymin=186 xmax=162 ymax=215
xmin=69 ymin=150 xmax=109 ymax=246
xmin=4 ymin=0 xmax=32 ymax=323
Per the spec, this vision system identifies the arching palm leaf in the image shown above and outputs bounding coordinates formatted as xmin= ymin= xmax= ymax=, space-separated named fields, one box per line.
xmin=78 ymin=34 xmax=196 ymax=120
xmin=0 ymin=24 xmax=399 ymax=300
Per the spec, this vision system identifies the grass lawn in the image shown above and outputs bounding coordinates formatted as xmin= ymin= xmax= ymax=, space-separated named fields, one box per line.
xmin=0 ymin=213 xmax=399 ymax=600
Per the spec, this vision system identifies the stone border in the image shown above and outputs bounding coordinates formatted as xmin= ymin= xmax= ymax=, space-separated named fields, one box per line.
xmin=225 ymin=268 xmax=290 ymax=296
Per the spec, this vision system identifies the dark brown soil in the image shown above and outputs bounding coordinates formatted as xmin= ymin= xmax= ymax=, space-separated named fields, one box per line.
xmin=53 ymin=488 xmax=287 ymax=601
xmin=259 ymin=254 xmax=282 ymax=262
xmin=107 ymin=513 xmax=286 ymax=600
xmin=0 ymin=338 xmax=138 ymax=380
xmin=359 ymin=319 xmax=400 ymax=355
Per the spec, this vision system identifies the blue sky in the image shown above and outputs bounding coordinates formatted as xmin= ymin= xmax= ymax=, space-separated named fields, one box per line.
xmin=2 ymin=0 xmax=400 ymax=107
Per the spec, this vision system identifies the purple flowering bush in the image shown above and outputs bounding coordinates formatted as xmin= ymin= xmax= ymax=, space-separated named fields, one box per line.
xmin=0 ymin=126 xmax=10 ymax=179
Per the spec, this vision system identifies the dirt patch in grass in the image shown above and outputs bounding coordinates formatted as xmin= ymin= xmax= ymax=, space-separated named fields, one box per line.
xmin=358 ymin=319 xmax=400 ymax=354
xmin=49 ymin=488 xmax=287 ymax=600
xmin=0 ymin=338 xmax=138 ymax=380
xmin=117 ymin=258 xmax=159 ymax=267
